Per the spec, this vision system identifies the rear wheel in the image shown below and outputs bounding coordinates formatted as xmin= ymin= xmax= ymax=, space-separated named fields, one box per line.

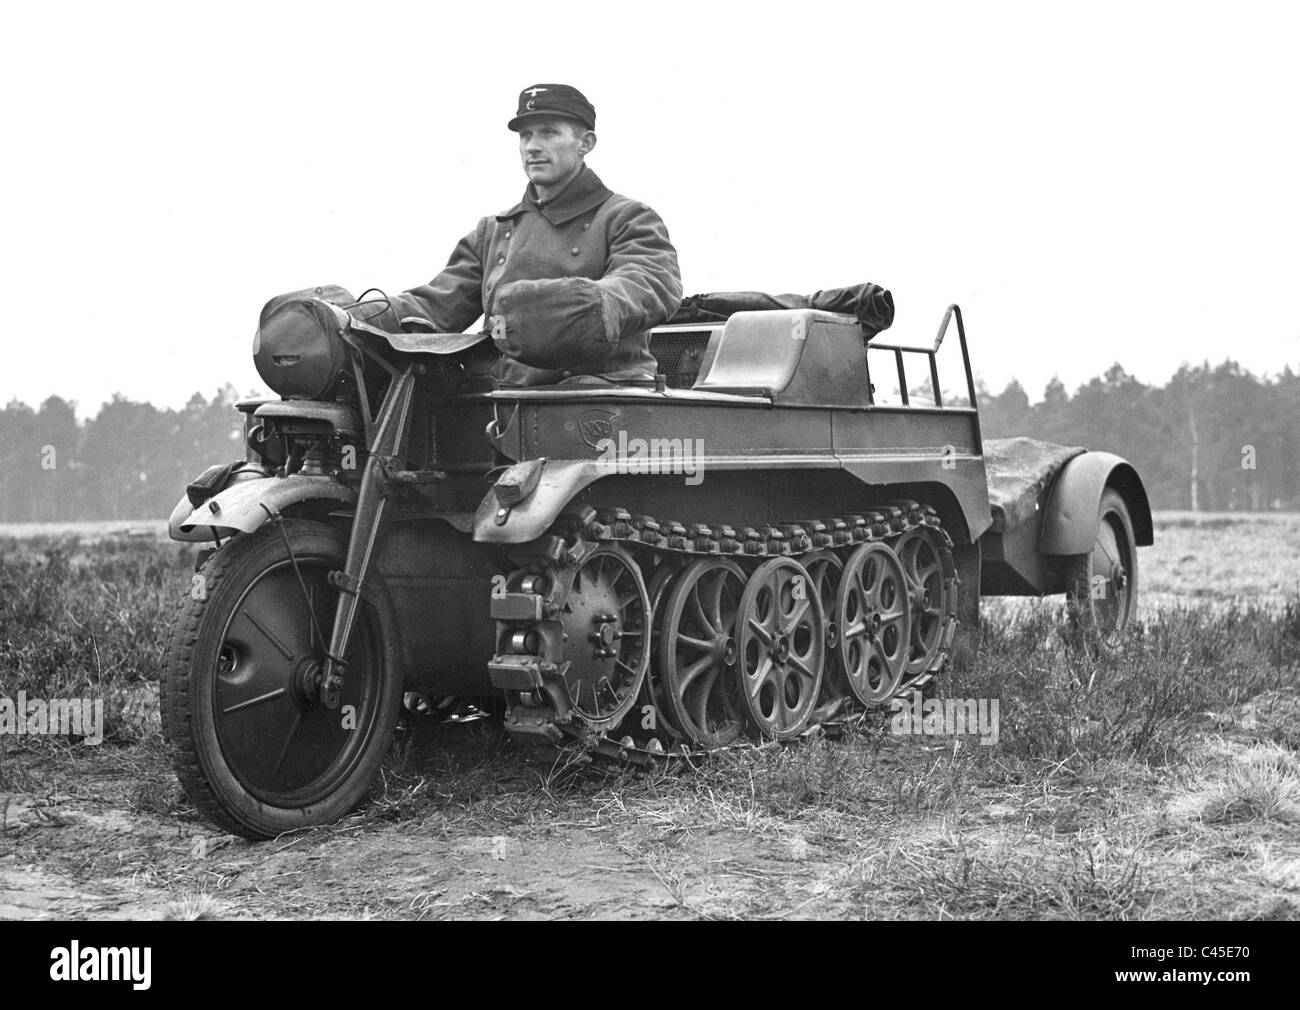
xmin=161 ymin=518 xmax=402 ymax=839
xmin=1065 ymin=489 xmax=1139 ymax=651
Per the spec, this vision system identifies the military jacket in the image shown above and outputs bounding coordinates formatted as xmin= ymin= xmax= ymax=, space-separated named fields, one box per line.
xmin=375 ymin=166 xmax=682 ymax=386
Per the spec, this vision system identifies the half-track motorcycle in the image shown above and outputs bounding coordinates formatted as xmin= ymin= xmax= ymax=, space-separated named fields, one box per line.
xmin=163 ymin=291 xmax=1152 ymax=839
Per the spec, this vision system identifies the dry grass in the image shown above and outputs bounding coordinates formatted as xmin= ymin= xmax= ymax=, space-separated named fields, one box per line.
xmin=1143 ymin=511 xmax=1300 ymax=609
xmin=161 ymin=893 xmax=225 ymax=921
xmin=2 ymin=516 xmax=1298 ymax=919
xmin=1169 ymin=742 xmax=1300 ymax=825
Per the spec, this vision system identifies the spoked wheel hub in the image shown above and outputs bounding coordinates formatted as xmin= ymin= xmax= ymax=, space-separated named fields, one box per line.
xmin=657 ymin=557 xmax=747 ymax=747
xmin=894 ymin=526 xmax=954 ymax=677
xmin=734 ymin=557 xmax=826 ymax=739
xmin=772 ymin=633 xmax=790 ymax=663
xmin=836 ymin=542 xmax=911 ymax=705
xmin=1100 ymin=553 xmax=1129 ymax=601
xmin=290 ymin=659 xmax=325 ymax=709
xmin=589 ymin=613 xmax=622 ymax=654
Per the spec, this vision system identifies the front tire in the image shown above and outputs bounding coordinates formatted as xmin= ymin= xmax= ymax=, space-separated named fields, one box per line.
xmin=161 ymin=518 xmax=402 ymax=839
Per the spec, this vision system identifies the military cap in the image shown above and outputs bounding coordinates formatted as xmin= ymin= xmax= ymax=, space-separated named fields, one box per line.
xmin=508 ymin=84 xmax=596 ymax=132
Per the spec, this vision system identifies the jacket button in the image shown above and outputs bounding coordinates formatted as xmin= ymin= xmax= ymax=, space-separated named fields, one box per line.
xmin=497 ymin=256 xmax=505 ymax=264
xmin=504 ymin=230 xmax=512 ymax=238
xmin=571 ymin=247 xmax=580 ymax=256
xmin=582 ymin=222 xmax=590 ymax=231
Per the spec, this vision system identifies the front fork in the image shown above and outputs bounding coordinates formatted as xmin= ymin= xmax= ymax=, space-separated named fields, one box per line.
xmin=318 ymin=366 xmax=417 ymax=708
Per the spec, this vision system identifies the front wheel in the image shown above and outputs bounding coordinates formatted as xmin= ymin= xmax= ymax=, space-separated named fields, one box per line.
xmin=1064 ymin=488 xmax=1139 ymax=652
xmin=161 ymin=518 xmax=402 ymax=839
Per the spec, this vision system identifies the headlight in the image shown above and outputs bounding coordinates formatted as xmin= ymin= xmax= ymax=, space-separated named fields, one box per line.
xmin=253 ymin=297 xmax=349 ymax=399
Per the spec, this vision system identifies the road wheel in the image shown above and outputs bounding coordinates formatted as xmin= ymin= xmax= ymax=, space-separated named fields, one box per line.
xmin=552 ymin=543 xmax=651 ymax=730
xmin=658 ymin=557 xmax=747 ymax=747
xmin=836 ymin=542 xmax=911 ymax=705
xmin=635 ymin=557 xmax=689 ymax=743
xmin=734 ymin=557 xmax=826 ymax=739
xmin=894 ymin=526 xmax=956 ymax=677
xmin=1064 ymin=488 xmax=1139 ymax=651
xmin=802 ymin=550 xmax=850 ymax=721
xmin=948 ymin=542 xmax=982 ymax=674
xmin=161 ymin=518 xmax=402 ymax=840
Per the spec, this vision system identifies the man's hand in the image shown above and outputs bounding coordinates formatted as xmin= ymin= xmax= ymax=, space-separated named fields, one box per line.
xmin=490 ymin=278 xmax=609 ymax=372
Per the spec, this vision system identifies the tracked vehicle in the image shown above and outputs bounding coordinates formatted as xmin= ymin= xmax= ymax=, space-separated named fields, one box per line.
xmin=163 ymin=295 xmax=1152 ymax=838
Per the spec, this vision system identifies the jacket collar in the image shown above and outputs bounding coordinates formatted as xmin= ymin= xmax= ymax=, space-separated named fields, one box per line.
xmin=496 ymin=165 xmax=612 ymax=226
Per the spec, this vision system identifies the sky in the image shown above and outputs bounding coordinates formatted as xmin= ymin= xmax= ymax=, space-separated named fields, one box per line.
xmin=3 ymin=0 xmax=1298 ymax=418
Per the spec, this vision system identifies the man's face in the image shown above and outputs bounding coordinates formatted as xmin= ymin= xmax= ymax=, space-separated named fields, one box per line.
xmin=517 ymin=118 xmax=588 ymax=189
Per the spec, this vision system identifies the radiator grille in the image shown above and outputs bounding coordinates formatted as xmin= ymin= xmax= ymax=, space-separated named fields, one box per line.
xmin=649 ymin=330 xmax=713 ymax=388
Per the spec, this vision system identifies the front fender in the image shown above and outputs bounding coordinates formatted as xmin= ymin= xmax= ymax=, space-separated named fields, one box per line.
xmin=168 ymin=475 xmax=357 ymax=542
xmin=1041 ymin=451 xmax=1154 ymax=555
xmin=473 ymin=459 xmax=604 ymax=544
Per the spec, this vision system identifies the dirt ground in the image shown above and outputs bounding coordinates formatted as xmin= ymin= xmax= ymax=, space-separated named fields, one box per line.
xmin=6 ymin=715 xmax=938 ymax=921
xmin=2 ymin=513 xmax=1299 ymax=920
xmin=5 ymin=690 xmax=1299 ymax=921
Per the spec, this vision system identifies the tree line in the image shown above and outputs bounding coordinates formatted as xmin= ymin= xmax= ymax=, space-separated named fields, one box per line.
xmin=977 ymin=362 xmax=1299 ymax=511
xmin=1 ymin=388 xmax=246 ymax=522
xmin=0 ymin=360 xmax=1296 ymax=522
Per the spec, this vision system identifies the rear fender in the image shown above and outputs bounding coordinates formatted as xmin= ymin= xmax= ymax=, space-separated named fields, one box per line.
xmin=473 ymin=459 xmax=603 ymax=544
xmin=168 ymin=475 xmax=356 ymax=542
xmin=1040 ymin=452 xmax=1154 ymax=555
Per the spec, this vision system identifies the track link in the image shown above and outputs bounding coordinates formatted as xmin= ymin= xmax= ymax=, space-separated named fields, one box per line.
xmin=491 ymin=501 xmax=960 ymax=764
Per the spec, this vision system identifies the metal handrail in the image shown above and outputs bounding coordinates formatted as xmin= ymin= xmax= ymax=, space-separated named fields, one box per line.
xmin=864 ymin=304 xmax=977 ymax=414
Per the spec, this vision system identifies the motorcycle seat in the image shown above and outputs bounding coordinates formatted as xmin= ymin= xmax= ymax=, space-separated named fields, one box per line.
xmin=350 ymin=317 xmax=491 ymax=356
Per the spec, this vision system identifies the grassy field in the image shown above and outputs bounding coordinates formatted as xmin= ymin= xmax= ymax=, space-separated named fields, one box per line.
xmin=1 ymin=513 xmax=1298 ymax=919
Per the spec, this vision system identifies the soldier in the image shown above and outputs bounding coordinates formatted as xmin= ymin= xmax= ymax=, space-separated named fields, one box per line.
xmin=359 ymin=84 xmax=683 ymax=386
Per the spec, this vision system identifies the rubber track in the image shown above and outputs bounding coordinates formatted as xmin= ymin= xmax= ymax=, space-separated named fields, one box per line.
xmin=511 ymin=501 xmax=961 ymax=765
